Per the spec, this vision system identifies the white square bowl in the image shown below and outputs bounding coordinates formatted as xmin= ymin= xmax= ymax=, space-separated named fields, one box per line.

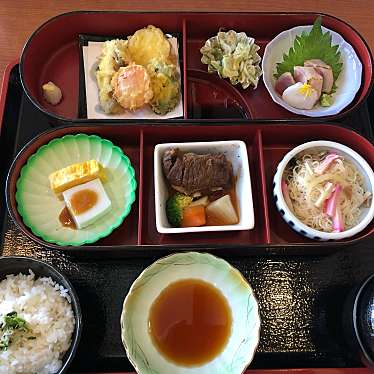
xmin=154 ymin=140 xmax=255 ymax=234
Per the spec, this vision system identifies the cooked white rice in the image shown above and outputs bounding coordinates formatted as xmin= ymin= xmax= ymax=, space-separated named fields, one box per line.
xmin=0 ymin=270 xmax=75 ymax=374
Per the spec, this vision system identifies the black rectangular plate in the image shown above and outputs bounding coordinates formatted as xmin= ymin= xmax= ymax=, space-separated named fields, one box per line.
xmin=1 ymin=64 xmax=374 ymax=371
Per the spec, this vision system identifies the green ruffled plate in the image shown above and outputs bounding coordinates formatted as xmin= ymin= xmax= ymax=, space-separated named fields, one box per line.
xmin=15 ymin=134 xmax=137 ymax=246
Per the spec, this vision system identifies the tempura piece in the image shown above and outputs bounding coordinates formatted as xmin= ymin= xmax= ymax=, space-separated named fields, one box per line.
xmin=127 ymin=25 xmax=171 ymax=66
xmin=96 ymin=39 xmax=131 ymax=114
xmin=147 ymin=59 xmax=180 ymax=115
xmin=111 ymin=64 xmax=153 ymax=110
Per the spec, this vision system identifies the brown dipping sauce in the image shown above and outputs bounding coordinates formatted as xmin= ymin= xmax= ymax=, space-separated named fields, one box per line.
xmin=70 ymin=189 xmax=98 ymax=214
xmin=58 ymin=188 xmax=98 ymax=229
xmin=59 ymin=207 xmax=76 ymax=229
xmin=148 ymin=278 xmax=232 ymax=366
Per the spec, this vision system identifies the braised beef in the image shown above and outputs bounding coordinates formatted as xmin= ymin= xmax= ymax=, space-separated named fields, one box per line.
xmin=162 ymin=148 xmax=233 ymax=196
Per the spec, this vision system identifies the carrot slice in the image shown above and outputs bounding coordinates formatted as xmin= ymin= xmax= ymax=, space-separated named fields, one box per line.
xmin=181 ymin=205 xmax=206 ymax=227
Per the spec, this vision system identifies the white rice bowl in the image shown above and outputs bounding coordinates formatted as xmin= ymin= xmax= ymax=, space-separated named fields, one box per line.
xmin=0 ymin=270 xmax=75 ymax=374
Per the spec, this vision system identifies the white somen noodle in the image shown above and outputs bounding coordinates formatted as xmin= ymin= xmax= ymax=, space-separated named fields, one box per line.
xmin=283 ymin=151 xmax=371 ymax=233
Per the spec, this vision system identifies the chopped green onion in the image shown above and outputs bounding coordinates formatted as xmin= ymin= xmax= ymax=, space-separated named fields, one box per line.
xmin=0 ymin=312 xmax=31 ymax=351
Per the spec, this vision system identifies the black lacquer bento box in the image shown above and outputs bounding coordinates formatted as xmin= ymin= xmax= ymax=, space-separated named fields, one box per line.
xmin=1 ymin=10 xmax=374 ymax=374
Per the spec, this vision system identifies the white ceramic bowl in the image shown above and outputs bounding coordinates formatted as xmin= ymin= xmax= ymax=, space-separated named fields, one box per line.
xmin=273 ymin=141 xmax=374 ymax=241
xmin=120 ymin=252 xmax=261 ymax=374
xmin=154 ymin=141 xmax=254 ymax=233
xmin=262 ymin=25 xmax=362 ymax=117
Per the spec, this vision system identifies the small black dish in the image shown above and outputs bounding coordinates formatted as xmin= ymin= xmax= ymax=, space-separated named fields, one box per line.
xmin=0 ymin=256 xmax=82 ymax=374
xmin=343 ymin=272 xmax=374 ymax=369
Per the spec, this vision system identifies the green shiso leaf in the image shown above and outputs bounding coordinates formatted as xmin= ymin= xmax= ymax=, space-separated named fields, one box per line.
xmin=274 ymin=16 xmax=343 ymax=81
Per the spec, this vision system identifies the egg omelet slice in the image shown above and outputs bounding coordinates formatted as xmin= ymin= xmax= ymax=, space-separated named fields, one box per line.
xmin=49 ymin=160 xmax=106 ymax=194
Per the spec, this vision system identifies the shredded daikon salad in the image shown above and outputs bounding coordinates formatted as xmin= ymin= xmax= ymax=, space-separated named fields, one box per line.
xmin=282 ymin=151 xmax=371 ymax=233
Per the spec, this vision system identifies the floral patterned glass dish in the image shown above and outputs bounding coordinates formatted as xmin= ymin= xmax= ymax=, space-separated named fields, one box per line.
xmin=121 ymin=252 xmax=260 ymax=374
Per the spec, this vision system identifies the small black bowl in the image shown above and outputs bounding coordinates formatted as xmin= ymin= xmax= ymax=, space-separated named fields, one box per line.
xmin=342 ymin=272 xmax=374 ymax=369
xmin=0 ymin=256 xmax=82 ymax=373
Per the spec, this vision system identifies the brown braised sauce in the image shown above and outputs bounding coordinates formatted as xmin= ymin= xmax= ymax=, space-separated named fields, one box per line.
xmin=70 ymin=189 xmax=98 ymax=215
xmin=59 ymin=207 xmax=76 ymax=229
xmin=148 ymin=278 xmax=232 ymax=366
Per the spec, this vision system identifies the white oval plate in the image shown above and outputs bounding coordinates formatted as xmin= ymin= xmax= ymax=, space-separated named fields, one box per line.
xmin=262 ymin=25 xmax=362 ymax=117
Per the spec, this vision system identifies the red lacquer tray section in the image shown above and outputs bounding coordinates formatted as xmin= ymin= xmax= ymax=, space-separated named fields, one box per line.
xmin=20 ymin=11 xmax=373 ymax=122
xmin=6 ymin=122 xmax=374 ymax=252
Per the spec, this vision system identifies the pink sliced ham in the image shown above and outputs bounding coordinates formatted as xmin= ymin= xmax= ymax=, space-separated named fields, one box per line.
xmin=325 ymin=184 xmax=342 ymax=217
xmin=333 ymin=206 xmax=344 ymax=233
xmin=304 ymin=59 xmax=334 ymax=93
xmin=314 ymin=153 xmax=340 ymax=175
xmin=275 ymin=72 xmax=296 ymax=95
xmin=293 ymin=66 xmax=323 ymax=96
